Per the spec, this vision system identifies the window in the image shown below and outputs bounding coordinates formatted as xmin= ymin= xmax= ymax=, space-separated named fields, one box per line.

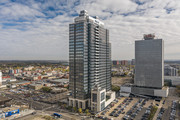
xmin=80 ymin=102 xmax=82 ymax=108
xmin=101 ymin=92 xmax=105 ymax=101
xmin=101 ymin=102 xmax=105 ymax=111
xmin=92 ymin=93 xmax=97 ymax=102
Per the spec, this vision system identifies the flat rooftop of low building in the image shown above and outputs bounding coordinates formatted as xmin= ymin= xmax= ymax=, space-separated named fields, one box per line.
xmin=2 ymin=82 xmax=6 ymax=85
xmin=106 ymin=90 xmax=115 ymax=94
xmin=50 ymin=79 xmax=69 ymax=83
xmin=16 ymin=81 xmax=31 ymax=85
xmin=29 ymin=83 xmax=42 ymax=86
xmin=164 ymin=76 xmax=180 ymax=80
xmin=106 ymin=90 xmax=115 ymax=96
xmin=0 ymin=96 xmax=11 ymax=102
xmin=121 ymin=84 xmax=169 ymax=90
xmin=2 ymin=78 xmax=16 ymax=80
xmin=121 ymin=83 xmax=134 ymax=87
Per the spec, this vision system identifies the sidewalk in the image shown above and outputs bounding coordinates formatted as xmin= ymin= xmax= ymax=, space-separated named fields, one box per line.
xmin=152 ymin=99 xmax=163 ymax=120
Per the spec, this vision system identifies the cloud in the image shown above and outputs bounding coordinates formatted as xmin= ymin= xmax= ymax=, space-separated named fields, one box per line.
xmin=0 ymin=0 xmax=180 ymax=60
xmin=0 ymin=2 xmax=44 ymax=21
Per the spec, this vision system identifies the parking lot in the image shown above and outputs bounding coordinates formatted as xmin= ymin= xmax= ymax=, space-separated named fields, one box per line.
xmin=97 ymin=97 xmax=152 ymax=120
xmin=96 ymin=96 xmax=179 ymax=120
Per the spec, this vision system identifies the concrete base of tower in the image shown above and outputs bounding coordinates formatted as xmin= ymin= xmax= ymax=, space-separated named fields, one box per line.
xmin=68 ymin=90 xmax=115 ymax=113
xmin=68 ymin=98 xmax=90 ymax=110
xmin=120 ymin=84 xmax=169 ymax=97
xmin=131 ymin=86 xmax=169 ymax=97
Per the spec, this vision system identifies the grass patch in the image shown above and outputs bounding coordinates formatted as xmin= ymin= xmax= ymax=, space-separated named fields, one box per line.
xmin=148 ymin=106 xmax=158 ymax=120
xmin=176 ymin=85 xmax=180 ymax=97
xmin=26 ymin=115 xmax=56 ymax=120
xmin=43 ymin=115 xmax=56 ymax=120
xmin=111 ymin=85 xmax=120 ymax=92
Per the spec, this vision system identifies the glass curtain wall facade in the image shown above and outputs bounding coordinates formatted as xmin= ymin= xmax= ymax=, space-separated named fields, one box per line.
xmin=135 ymin=38 xmax=164 ymax=89
xmin=69 ymin=10 xmax=111 ymax=103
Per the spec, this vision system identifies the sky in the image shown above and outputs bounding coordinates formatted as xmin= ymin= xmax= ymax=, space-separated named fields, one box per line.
xmin=0 ymin=0 xmax=180 ymax=60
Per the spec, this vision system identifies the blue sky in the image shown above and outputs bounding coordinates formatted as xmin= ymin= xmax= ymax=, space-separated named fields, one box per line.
xmin=0 ymin=0 xmax=180 ymax=60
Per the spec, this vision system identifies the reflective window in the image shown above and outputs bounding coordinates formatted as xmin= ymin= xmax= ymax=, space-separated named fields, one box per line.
xmin=92 ymin=93 xmax=97 ymax=102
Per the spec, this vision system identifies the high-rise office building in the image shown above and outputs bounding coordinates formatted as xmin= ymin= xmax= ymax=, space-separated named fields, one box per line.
xmin=120 ymin=34 xmax=168 ymax=97
xmin=135 ymin=34 xmax=164 ymax=89
xmin=69 ymin=10 xmax=115 ymax=112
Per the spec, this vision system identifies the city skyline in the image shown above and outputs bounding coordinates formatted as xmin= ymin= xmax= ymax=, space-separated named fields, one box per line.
xmin=1 ymin=0 xmax=180 ymax=60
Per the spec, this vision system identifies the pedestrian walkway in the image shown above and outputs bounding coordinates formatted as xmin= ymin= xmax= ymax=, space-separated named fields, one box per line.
xmin=152 ymin=100 xmax=163 ymax=120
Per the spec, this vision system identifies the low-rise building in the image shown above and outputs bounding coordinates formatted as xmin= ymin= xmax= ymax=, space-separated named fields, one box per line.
xmin=90 ymin=85 xmax=115 ymax=113
xmin=49 ymin=79 xmax=69 ymax=84
xmin=164 ymin=76 xmax=180 ymax=86
xmin=120 ymin=60 xmax=129 ymax=66
xmin=28 ymin=83 xmax=43 ymax=90
xmin=112 ymin=60 xmax=119 ymax=66
xmin=164 ymin=65 xmax=178 ymax=76
xmin=24 ymin=66 xmax=34 ymax=71
xmin=120 ymin=84 xmax=169 ymax=97
xmin=131 ymin=59 xmax=135 ymax=65
xmin=24 ymin=75 xmax=41 ymax=81
xmin=16 ymin=81 xmax=31 ymax=86
xmin=0 ymin=96 xmax=11 ymax=105
xmin=2 ymin=79 xmax=16 ymax=83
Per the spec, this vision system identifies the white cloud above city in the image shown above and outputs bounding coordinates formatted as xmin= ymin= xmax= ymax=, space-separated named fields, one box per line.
xmin=0 ymin=0 xmax=180 ymax=60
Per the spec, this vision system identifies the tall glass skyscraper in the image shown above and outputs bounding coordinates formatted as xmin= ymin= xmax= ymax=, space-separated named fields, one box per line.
xmin=120 ymin=34 xmax=168 ymax=98
xmin=135 ymin=34 xmax=164 ymax=89
xmin=69 ymin=10 xmax=112 ymax=110
xmin=132 ymin=34 xmax=168 ymax=97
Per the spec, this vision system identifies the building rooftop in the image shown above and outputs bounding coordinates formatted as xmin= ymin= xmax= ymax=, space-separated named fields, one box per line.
xmin=0 ymin=96 xmax=11 ymax=103
xmin=50 ymin=79 xmax=69 ymax=83
xmin=164 ymin=76 xmax=180 ymax=80
xmin=16 ymin=81 xmax=30 ymax=84
xmin=75 ymin=10 xmax=104 ymax=27
xmin=144 ymin=34 xmax=155 ymax=40
xmin=29 ymin=83 xmax=42 ymax=86
xmin=79 ymin=10 xmax=88 ymax=16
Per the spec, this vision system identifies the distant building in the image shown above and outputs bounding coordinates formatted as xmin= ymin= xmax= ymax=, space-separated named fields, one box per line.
xmin=0 ymin=96 xmax=11 ymax=105
xmin=9 ymin=69 xmax=14 ymax=74
xmin=131 ymin=59 xmax=135 ymax=65
xmin=24 ymin=75 xmax=41 ymax=81
xmin=121 ymin=34 xmax=168 ymax=97
xmin=9 ymin=69 xmax=20 ymax=74
xmin=164 ymin=65 xmax=178 ymax=76
xmin=164 ymin=76 xmax=180 ymax=86
xmin=15 ymin=81 xmax=31 ymax=87
xmin=24 ymin=66 xmax=34 ymax=71
xmin=0 ymin=72 xmax=2 ymax=86
xmin=112 ymin=60 xmax=119 ymax=65
xmin=2 ymin=79 xmax=16 ymax=83
xmin=120 ymin=60 xmax=129 ymax=66
xmin=2 ymin=76 xmax=10 ymax=79
xmin=28 ymin=83 xmax=43 ymax=90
